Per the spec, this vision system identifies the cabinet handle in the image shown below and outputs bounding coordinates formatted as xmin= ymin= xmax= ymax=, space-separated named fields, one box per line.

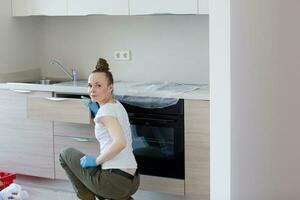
xmin=10 ymin=89 xmax=32 ymax=93
xmin=71 ymin=137 xmax=91 ymax=142
xmin=45 ymin=97 xmax=68 ymax=101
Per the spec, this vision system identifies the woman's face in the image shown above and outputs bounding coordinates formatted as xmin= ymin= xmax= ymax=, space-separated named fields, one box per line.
xmin=88 ymin=72 xmax=113 ymax=104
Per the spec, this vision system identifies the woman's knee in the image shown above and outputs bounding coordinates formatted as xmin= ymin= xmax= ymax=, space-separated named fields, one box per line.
xmin=59 ymin=147 xmax=77 ymax=164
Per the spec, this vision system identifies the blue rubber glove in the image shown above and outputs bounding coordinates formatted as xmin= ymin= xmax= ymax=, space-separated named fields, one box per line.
xmin=80 ymin=155 xmax=97 ymax=168
xmin=81 ymin=96 xmax=99 ymax=117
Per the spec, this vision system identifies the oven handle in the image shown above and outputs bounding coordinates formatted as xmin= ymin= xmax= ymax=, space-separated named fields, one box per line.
xmin=129 ymin=116 xmax=176 ymax=125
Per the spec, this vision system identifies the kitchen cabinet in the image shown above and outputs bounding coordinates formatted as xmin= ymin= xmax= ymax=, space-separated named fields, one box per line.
xmin=68 ymin=0 xmax=129 ymax=16
xmin=53 ymin=122 xmax=97 ymax=180
xmin=12 ymin=0 xmax=208 ymax=16
xmin=130 ymin=0 xmax=198 ymax=15
xmin=184 ymin=100 xmax=210 ymax=198
xmin=198 ymin=0 xmax=209 ymax=14
xmin=27 ymin=96 xmax=91 ymax=124
xmin=12 ymin=0 xmax=67 ymax=16
xmin=0 ymin=89 xmax=54 ymax=178
xmin=0 ymin=83 xmax=210 ymax=196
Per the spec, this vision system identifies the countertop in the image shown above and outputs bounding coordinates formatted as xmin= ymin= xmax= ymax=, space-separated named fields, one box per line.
xmin=0 ymin=80 xmax=209 ymax=100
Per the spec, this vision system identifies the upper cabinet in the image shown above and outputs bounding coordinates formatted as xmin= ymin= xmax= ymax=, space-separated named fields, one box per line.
xmin=12 ymin=0 xmax=67 ymax=16
xmin=68 ymin=0 xmax=129 ymax=16
xmin=12 ymin=0 xmax=208 ymax=16
xmin=198 ymin=0 xmax=209 ymax=14
xmin=129 ymin=0 xmax=198 ymax=15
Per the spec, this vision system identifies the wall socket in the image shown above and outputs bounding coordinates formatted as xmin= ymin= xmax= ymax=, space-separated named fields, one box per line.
xmin=114 ymin=50 xmax=131 ymax=61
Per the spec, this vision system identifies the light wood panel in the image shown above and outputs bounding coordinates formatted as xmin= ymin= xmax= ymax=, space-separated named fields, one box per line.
xmin=0 ymin=89 xmax=54 ymax=178
xmin=54 ymin=135 xmax=99 ymax=180
xmin=27 ymin=97 xmax=91 ymax=124
xmin=184 ymin=100 xmax=210 ymax=198
xmin=139 ymin=175 xmax=184 ymax=196
xmin=54 ymin=121 xmax=94 ymax=138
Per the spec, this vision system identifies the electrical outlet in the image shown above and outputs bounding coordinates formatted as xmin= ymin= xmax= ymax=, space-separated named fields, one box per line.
xmin=114 ymin=50 xmax=131 ymax=61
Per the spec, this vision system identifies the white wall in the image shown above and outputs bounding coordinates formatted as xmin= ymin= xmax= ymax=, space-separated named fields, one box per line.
xmin=210 ymin=0 xmax=231 ymax=199
xmin=38 ymin=15 xmax=209 ymax=84
xmin=231 ymin=0 xmax=300 ymax=200
xmin=0 ymin=0 xmax=40 ymax=75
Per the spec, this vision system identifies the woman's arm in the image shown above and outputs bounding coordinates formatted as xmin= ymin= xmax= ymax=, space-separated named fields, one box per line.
xmin=95 ymin=116 xmax=127 ymax=166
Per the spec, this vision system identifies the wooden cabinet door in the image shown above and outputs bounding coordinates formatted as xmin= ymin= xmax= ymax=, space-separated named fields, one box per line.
xmin=27 ymin=96 xmax=91 ymax=124
xmin=54 ymin=136 xmax=99 ymax=180
xmin=54 ymin=122 xmax=97 ymax=180
xmin=68 ymin=0 xmax=129 ymax=15
xmin=184 ymin=100 xmax=210 ymax=198
xmin=0 ymin=89 xmax=54 ymax=178
xmin=12 ymin=0 xmax=67 ymax=16
xmin=130 ymin=0 xmax=198 ymax=15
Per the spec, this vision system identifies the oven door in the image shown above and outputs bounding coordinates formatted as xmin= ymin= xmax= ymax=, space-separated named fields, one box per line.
xmin=129 ymin=114 xmax=184 ymax=179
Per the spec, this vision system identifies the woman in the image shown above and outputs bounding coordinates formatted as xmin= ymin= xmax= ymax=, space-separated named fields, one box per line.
xmin=59 ymin=58 xmax=139 ymax=200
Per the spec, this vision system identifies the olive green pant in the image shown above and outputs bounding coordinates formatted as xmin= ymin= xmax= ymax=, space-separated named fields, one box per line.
xmin=59 ymin=147 xmax=140 ymax=200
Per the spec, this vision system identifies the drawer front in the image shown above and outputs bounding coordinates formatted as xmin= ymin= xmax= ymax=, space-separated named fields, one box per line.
xmin=54 ymin=121 xmax=94 ymax=138
xmin=54 ymin=136 xmax=99 ymax=180
xmin=27 ymin=97 xmax=91 ymax=124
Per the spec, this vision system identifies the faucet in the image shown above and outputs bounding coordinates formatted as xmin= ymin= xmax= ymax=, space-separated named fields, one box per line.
xmin=49 ymin=59 xmax=78 ymax=82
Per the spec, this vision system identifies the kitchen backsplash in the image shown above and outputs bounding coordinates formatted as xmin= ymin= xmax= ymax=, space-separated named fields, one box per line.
xmin=38 ymin=15 xmax=209 ymax=84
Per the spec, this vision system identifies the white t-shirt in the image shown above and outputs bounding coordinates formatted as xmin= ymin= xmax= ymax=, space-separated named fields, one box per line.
xmin=94 ymin=100 xmax=137 ymax=169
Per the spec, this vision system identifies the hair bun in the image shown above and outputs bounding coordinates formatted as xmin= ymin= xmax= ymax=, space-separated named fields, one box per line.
xmin=95 ymin=58 xmax=109 ymax=71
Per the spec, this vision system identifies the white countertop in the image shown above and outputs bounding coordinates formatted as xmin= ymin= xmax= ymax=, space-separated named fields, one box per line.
xmin=0 ymin=81 xmax=209 ymax=100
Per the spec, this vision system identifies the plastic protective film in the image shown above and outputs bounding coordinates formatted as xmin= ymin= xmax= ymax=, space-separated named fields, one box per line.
xmin=114 ymin=95 xmax=179 ymax=109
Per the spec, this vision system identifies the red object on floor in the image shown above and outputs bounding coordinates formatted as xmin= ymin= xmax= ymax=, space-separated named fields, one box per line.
xmin=0 ymin=172 xmax=16 ymax=191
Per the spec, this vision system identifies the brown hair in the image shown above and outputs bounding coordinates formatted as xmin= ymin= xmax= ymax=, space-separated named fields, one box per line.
xmin=92 ymin=58 xmax=113 ymax=85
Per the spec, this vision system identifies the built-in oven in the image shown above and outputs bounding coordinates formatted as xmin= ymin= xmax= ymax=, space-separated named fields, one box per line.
xmin=118 ymin=97 xmax=184 ymax=180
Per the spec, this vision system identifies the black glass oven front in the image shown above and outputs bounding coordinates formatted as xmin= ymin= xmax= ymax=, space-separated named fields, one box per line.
xmin=119 ymin=98 xmax=184 ymax=180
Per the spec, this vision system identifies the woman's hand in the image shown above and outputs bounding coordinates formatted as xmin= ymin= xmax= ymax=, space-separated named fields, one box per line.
xmin=81 ymin=96 xmax=99 ymax=116
xmin=80 ymin=155 xmax=97 ymax=168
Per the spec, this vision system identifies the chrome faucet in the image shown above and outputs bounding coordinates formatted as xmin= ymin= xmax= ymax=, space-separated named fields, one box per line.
xmin=49 ymin=59 xmax=78 ymax=82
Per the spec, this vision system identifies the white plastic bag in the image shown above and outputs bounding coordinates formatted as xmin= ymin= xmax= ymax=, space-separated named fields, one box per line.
xmin=0 ymin=183 xmax=29 ymax=200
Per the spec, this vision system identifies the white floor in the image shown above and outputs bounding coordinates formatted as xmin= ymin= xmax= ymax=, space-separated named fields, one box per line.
xmin=14 ymin=175 xmax=204 ymax=200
